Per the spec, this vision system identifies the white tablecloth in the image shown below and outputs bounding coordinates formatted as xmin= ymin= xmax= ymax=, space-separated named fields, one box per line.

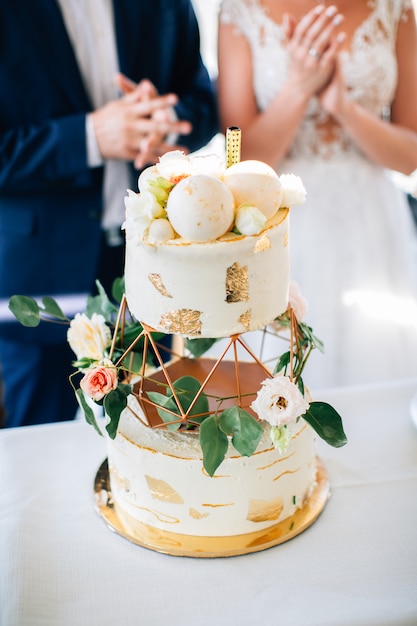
xmin=1 ymin=378 xmax=417 ymax=626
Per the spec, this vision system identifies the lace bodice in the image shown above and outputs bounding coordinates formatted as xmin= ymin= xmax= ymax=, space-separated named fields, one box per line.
xmin=219 ymin=0 xmax=412 ymax=160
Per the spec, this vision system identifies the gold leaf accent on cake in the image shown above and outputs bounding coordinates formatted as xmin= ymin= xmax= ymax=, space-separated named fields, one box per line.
xmin=273 ymin=469 xmax=300 ymax=482
xmin=284 ymin=232 xmax=289 ymax=247
xmin=225 ymin=262 xmax=249 ymax=303
xmin=160 ymin=310 xmax=202 ymax=336
xmin=120 ymin=503 xmax=180 ymax=524
xmin=148 ymin=273 xmax=173 ymax=298
xmin=257 ymin=452 xmax=296 ymax=471
xmin=202 ymin=502 xmax=234 ymax=508
xmin=145 ymin=475 xmax=184 ymax=504
xmin=247 ymin=496 xmax=284 ymax=523
xmin=238 ymin=310 xmax=251 ymax=331
xmin=189 ymin=507 xmax=209 ymax=520
xmin=254 ymin=233 xmax=271 ymax=253
xmin=292 ymin=423 xmax=308 ymax=439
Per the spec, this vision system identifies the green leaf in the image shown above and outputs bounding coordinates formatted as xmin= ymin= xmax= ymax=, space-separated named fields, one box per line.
xmin=199 ymin=415 xmax=229 ymax=476
xmin=297 ymin=377 xmax=305 ymax=396
xmin=8 ymin=295 xmax=41 ymax=327
xmin=86 ymin=280 xmax=119 ymax=321
xmin=75 ymin=388 xmax=102 ymax=436
xmin=121 ymin=322 xmax=145 ymax=348
xmin=299 ymin=322 xmax=324 ymax=353
xmin=185 ymin=337 xmax=219 ymax=358
xmin=303 ymin=401 xmax=347 ymax=448
xmin=72 ymin=357 xmax=97 ymax=370
xmin=111 ymin=277 xmax=125 ymax=303
xmin=273 ymin=350 xmax=291 ymax=375
xmin=40 ymin=297 xmax=68 ymax=321
xmin=219 ymin=406 xmax=263 ymax=457
xmin=167 ymin=376 xmax=209 ymax=423
xmin=103 ymin=383 xmax=132 ymax=439
xmin=146 ymin=391 xmax=181 ymax=431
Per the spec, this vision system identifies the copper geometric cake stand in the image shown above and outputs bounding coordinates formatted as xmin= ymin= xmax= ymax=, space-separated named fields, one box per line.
xmin=94 ymin=457 xmax=330 ymax=559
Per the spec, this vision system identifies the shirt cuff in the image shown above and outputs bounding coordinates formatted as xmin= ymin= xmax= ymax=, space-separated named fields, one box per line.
xmin=165 ymin=107 xmax=178 ymax=146
xmin=85 ymin=114 xmax=104 ymax=167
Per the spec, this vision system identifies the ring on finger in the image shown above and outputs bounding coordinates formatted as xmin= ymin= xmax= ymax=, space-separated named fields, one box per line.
xmin=308 ymin=47 xmax=321 ymax=59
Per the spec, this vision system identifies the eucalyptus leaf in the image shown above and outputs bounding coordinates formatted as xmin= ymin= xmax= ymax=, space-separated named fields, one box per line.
xmin=104 ymin=383 xmax=132 ymax=439
xmin=200 ymin=415 xmax=229 ymax=476
xmin=111 ymin=277 xmax=125 ymax=303
xmin=273 ymin=350 xmax=290 ymax=375
xmin=219 ymin=406 xmax=263 ymax=457
xmin=8 ymin=295 xmax=41 ymax=327
xmin=185 ymin=337 xmax=219 ymax=358
xmin=72 ymin=357 xmax=97 ymax=370
xmin=299 ymin=322 xmax=324 ymax=352
xmin=146 ymin=391 xmax=181 ymax=431
xmin=41 ymin=297 xmax=69 ymax=321
xmin=167 ymin=376 xmax=209 ymax=422
xmin=75 ymin=388 xmax=102 ymax=436
xmin=121 ymin=322 xmax=145 ymax=347
xmin=303 ymin=401 xmax=347 ymax=448
xmin=297 ymin=377 xmax=305 ymax=396
xmin=86 ymin=280 xmax=119 ymax=321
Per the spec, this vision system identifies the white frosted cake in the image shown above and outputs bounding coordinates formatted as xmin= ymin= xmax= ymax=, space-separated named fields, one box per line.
xmin=90 ymin=145 xmax=344 ymax=556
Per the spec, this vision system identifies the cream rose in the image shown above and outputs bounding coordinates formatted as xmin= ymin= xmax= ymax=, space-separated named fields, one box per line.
xmin=80 ymin=361 xmax=118 ymax=401
xmin=67 ymin=313 xmax=111 ymax=362
xmin=251 ymin=375 xmax=309 ymax=428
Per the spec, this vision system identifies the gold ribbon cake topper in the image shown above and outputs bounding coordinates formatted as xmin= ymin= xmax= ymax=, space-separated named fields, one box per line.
xmin=226 ymin=126 xmax=241 ymax=168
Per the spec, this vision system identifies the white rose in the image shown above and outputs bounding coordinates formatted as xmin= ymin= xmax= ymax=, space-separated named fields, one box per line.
xmin=156 ymin=150 xmax=194 ymax=179
xmin=67 ymin=313 xmax=111 ymax=362
xmin=156 ymin=150 xmax=224 ymax=181
xmin=251 ymin=375 xmax=309 ymax=428
xmin=190 ymin=153 xmax=225 ymax=178
xmin=279 ymin=174 xmax=307 ymax=207
xmin=235 ymin=204 xmax=266 ymax=235
xmin=124 ymin=189 xmax=164 ymax=236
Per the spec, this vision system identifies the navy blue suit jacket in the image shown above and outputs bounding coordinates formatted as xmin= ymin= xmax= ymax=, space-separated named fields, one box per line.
xmin=0 ymin=0 xmax=218 ymax=342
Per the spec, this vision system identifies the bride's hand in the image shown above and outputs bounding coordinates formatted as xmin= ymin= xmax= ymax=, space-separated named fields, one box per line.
xmin=319 ymin=56 xmax=349 ymax=120
xmin=283 ymin=5 xmax=345 ymax=100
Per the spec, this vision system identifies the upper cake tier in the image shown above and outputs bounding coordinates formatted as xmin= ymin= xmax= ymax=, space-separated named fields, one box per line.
xmin=124 ymin=150 xmax=306 ymax=338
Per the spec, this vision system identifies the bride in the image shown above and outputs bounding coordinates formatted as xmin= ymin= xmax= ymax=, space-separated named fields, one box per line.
xmin=218 ymin=0 xmax=417 ymax=389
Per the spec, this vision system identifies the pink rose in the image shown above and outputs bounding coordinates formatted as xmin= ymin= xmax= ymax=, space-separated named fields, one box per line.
xmin=288 ymin=281 xmax=308 ymax=322
xmin=80 ymin=363 xmax=118 ymax=401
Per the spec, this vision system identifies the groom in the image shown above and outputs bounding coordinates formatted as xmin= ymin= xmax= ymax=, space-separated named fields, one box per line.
xmin=0 ymin=0 xmax=218 ymax=428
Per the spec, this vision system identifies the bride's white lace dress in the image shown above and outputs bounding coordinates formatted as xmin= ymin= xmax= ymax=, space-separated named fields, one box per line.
xmin=220 ymin=0 xmax=417 ymax=389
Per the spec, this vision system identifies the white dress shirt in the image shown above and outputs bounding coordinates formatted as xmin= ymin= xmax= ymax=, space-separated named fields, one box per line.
xmin=56 ymin=0 xmax=130 ymax=239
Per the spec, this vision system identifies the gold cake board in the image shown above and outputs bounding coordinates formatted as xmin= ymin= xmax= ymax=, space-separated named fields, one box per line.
xmin=94 ymin=458 xmax=330 ymax=558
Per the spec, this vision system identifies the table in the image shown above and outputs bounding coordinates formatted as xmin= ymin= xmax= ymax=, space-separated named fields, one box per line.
xmin=1 ymin=378 xmax=417 ymax=626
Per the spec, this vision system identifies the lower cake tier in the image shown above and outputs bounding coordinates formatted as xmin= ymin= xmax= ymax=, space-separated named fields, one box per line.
xmin=107 ymin=395 xmax=318 ymax=541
